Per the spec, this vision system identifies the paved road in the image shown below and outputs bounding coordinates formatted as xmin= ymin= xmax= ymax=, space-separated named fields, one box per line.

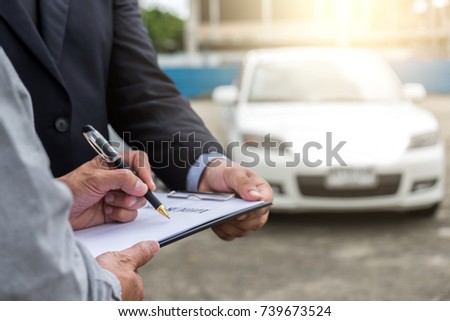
xmin=141 ymin=95 xmax=450 ymax=300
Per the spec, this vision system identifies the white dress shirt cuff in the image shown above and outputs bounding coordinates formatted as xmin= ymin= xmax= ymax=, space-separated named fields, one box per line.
xmin=186 ymin=152 xmax=229 ymax=191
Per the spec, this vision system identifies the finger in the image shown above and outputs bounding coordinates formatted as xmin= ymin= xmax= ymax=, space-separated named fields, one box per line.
xmin=104 ymin=191 xmax=148 ymax=210
xmin=90 ymin=154 xmax=111 ymax=170
xmin=230 ymin=211 xmax=269 ymax=232
xmin=212 ymin=226 xmax=234 ymax=241
xmin=235 ymin=205 xmax=271 ymax=222
xmin=225 ymin=167 xmax=264 ymax=201
xmin=122 ymin=150 xmax=156 ymax=191
xmin=212 ymin=222 xmax=250 ymax=241
xmin=89 ymin=152 xmax=151 ymax=196
xmin=94 ymin=169 xmax=148 ymax=197
xmin=255 ymin=180 xmax=274 ymax=203
xmin=134 ymin=274 xmax=145 ymax=301
xmin=120 ymin=241 xmax=160 ymax=270
xmin=103 ymin=206 xmax=139 ymax=223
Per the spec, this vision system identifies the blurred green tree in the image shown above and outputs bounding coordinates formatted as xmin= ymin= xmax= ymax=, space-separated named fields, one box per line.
xmin=141 ymin=9 xmax=184 ymax=53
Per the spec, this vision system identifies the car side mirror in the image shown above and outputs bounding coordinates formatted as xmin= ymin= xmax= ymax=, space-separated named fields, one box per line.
xmin=212 ymin=85 xmax=239 ymax=106
xmin=403 ymin=83 xmax=427 ymax=101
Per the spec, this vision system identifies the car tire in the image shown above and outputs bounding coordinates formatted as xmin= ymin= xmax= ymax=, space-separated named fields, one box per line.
xmin=408 ymin=203 xmax=441 ymax=218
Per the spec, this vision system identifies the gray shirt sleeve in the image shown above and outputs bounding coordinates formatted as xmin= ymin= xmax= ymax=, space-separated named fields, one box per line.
xmin=0 ymin=48 xmax=122 ymax=300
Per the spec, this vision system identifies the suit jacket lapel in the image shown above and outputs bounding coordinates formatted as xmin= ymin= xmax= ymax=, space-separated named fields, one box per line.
xmin=0 ymin=1 xmax=65 ymax=85
xmin=40 ymin=0 xmax=70 ymax=65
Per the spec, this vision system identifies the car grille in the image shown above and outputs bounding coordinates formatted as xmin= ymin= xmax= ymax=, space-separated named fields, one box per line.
xmin=297 ymin=174 xmax=401 ymax=198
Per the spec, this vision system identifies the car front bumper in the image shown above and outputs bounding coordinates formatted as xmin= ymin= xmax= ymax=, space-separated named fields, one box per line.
xmin=238 ymin=143 xmax=445 ymax=213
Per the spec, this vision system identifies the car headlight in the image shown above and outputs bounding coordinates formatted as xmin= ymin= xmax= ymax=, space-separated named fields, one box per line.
xmin=408 ymin=131 xmax=439 ymax=149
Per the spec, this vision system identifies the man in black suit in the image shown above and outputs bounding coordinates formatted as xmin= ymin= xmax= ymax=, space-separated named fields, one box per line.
xmin=0 ymin=0 xmax=271 ymax=241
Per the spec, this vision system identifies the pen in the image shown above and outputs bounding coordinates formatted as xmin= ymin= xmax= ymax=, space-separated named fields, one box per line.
xmin=82 ymin=125 xmax=170 ymax=219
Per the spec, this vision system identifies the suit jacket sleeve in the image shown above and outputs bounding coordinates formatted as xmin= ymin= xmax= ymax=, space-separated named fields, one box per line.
xmin=0 ymin=48 xmax=121 ymax=300
xmin=106 ymin=0 xmax=224 ymax=190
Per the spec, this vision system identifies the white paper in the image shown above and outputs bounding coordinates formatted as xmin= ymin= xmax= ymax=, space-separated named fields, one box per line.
xmin=75 ymin=192 xmax=266 ymax=257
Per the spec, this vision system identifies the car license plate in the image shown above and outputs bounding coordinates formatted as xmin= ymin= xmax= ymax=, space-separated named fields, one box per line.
xmin=325 ymin=167 xmax=377 ymax=189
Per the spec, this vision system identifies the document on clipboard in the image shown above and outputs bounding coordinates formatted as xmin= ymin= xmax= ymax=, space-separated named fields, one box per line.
xmin=75 ymin=191 xmax=271 ymax=257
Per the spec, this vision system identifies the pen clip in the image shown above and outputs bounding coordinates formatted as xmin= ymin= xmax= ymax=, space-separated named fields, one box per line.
xmin=82 ymin=125 xmax=120 ymax=163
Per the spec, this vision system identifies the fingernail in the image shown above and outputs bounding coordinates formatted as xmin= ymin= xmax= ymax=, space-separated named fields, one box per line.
xmin=149 ymin=241 xmax=160 ymax=253
xmin=105 ymin=194 xmax=114 ymax=204
xmin=248 ymin=190 xmax=262 ymax=198
xmin=236 ymin=214 xmax=248 ymax=221
xmin=135 ymin=180 xmax=148 ymax=193
xmin=104 ymin=206 xmax=113 ymax=215
xmin=128 ymin=197 xmax=137 ymax=206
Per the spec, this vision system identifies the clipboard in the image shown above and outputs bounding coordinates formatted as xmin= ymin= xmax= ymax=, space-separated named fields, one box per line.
xmin=167 ymin=190 xmax=235 ymax=201
xmin=75 ymin=191 xmax=271 ymax=257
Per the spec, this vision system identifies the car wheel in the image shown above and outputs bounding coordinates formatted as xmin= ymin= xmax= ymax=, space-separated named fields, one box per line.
xmin=408 ymin=203 xmax=441 ymax=218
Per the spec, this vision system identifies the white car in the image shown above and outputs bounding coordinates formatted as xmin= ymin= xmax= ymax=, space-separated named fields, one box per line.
xmin=213 ymin=47 xmax=445 ymax=216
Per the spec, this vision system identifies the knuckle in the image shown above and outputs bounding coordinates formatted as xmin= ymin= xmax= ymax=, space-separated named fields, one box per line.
xmin=114 ymin=170 xmax=136 ymax=187
xmin=85 ymin=171 xmax=105 ymax=190
xmin=251 ymin=217 xmax=267 ymax=231
xmin=221 ymin=235 xmax=235 ymax=241
xmin=136 ymin=197 xmax=148 ymax=208
xmin=136 ymin=150 xmax=149 ymax=167
xmin=138 ymin=150 xmax=148 ymax=161
xmin=113 ymin=209 xmax=138 ymax=223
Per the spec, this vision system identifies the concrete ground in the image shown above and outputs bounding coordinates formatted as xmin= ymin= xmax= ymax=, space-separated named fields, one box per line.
xmin=141 ymin=95 xmax=450 ymax=301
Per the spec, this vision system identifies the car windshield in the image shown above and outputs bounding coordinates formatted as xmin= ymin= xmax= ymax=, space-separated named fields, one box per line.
xmin=248 ymin=53 xmax=404 ymax=103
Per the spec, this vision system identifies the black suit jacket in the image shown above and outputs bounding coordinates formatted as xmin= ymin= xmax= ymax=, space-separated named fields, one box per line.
xmin=0 ymin=0 xmax=222 ymax=189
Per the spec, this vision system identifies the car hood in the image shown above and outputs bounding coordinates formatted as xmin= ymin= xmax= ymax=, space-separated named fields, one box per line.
xmin=234 ymin=102 xmax=439 ymax=166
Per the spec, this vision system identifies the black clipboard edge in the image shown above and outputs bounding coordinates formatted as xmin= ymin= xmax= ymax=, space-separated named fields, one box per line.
xmin=159 ymin=201 xmax=272 ymax=247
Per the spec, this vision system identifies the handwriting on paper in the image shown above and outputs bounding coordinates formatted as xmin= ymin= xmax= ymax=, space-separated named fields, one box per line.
xmin=167 ymin=207 xmax=209 ymax=214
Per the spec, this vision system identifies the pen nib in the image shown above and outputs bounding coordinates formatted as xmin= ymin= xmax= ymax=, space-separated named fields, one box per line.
xmin=157 ymin=205 xmax=170 ymax=219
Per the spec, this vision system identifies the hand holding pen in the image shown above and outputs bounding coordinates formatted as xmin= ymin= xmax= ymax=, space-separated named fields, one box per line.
xmin=82 ymin=125 xmax=170 ymax=219
xmin=57 ymin=149 xmax=158 ymax=230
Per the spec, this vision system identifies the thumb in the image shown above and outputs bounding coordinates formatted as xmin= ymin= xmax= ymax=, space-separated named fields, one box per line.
xmin=121 ymin=240 xmax=160 ymax=270
xmin=227 ymin=168 xmax=263 ymax=201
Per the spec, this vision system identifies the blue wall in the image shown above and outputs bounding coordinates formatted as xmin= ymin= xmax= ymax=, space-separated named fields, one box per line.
xmin=164 ymin=61 xmax=450 ymax=98
xmin=164 ymin=66 xmax=239 ymax=98
xmin=390 ymin=60 xmax=450 ymax=94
